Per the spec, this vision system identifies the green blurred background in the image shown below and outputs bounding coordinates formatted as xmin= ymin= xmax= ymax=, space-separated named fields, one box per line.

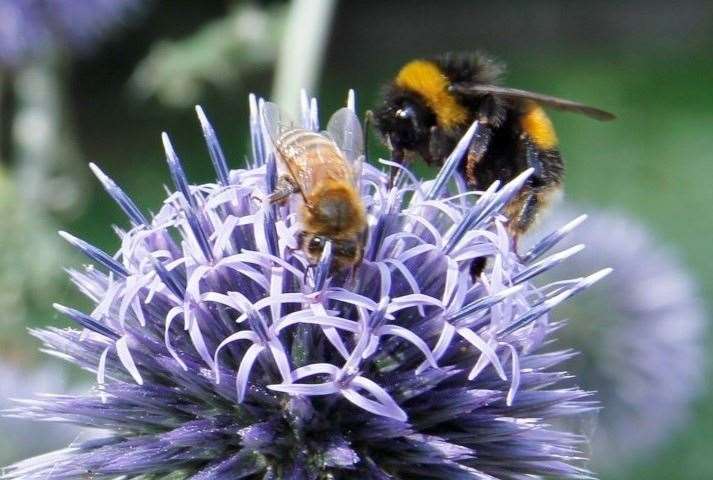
xmin=1 ymin=0 xmax=711 ymax=477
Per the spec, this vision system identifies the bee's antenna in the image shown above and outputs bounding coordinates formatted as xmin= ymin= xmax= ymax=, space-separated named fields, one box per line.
xmin=364 ymin=110 xmax=374 ymax=166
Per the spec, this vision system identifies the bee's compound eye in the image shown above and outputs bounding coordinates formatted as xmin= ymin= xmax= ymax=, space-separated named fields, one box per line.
xmin=308 ymin=236 xmax=324 ymax=252
xmin=395 ymin=105 xmax=415 ymax=121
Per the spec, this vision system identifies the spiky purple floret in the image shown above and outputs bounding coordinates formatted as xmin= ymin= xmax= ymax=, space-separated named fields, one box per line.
xmin=3 ymin=94 xmax=607 ymax=480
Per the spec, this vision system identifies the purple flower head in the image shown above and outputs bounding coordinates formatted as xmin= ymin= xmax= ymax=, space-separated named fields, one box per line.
xmin=2 ymin=92 xmax=609 ymax=479
xmin=0 ymin=0 xmax=143 ymax=69
xmin=532 ymin=206 xmax=707 ymax=469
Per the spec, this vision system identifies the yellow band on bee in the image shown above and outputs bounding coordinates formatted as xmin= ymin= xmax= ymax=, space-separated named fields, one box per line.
xmin=395 ymin=60 xmax=469 ymax=129
xmin=520 ymin=103 xmax=558 ymax=149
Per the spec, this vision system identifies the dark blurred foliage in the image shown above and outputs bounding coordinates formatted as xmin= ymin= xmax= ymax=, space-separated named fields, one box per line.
xmin=2 ymin=1 xmax=712 ymax=478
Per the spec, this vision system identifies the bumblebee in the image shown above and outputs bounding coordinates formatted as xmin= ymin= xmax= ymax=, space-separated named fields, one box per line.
xmin=264 ymin=103 xmax=367 ymax=269
xmin=374 ymin=51 xmax=615 ymax=240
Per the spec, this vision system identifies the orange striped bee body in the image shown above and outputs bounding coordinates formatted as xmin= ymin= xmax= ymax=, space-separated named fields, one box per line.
xmin=264 ymin=105 xmax=367 ymax=269
xmin=374 ymin=52 xmax=615 ymax=238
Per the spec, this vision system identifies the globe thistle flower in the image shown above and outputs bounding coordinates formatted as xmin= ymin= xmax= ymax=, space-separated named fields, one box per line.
xmin=0 ymin=0 xmax=143 ymax=68
xmin=531 ymin=207 xmax=707 ymax=469
xmin=2 ymin=93 xmax=609 ymax=479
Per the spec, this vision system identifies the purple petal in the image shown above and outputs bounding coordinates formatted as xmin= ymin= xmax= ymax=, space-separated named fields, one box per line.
xmin=213 ymin=330 xmax=260 ymax=384
xmin=377 ymin=324 xmax=438 ymax=368
xmin=164 ymin=306 xmax=188 ymax=371
xmin=457 ymin=327 xmax=506 ymax=381
xmin=269 ymin=382 xmax=338 ymax=396
xmin=275 ymin=311 xmax=360 ymax=334
xmin=236 ymin=344 xmax=265 ymax=402
xmin=267 ymin=338 xmax=293 ymax=383
xmin=115 ymin=335 xmax=143 ymax=385
xmin=346 ymin=376 xmax=407 ymax=422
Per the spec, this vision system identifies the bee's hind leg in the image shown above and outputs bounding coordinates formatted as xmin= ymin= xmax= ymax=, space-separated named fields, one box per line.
xmin=508 ymin=191 xmax=539 ymax=256
xmin=267 ymin=175 xmax=300 ymax=204
xmin=470 ymin=191 xmax=535 ymax=283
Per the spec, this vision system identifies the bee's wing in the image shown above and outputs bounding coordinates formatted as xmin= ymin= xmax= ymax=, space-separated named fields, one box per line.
xmin=450 ymin=84 xmax=616 ymax=121
xmin=326 ymin=107 xmax=364 ymax=187
xmin=261 ymin=101 xmax=295 ymax=142
xmin=260 ymin=102 xmax=314 ymax=205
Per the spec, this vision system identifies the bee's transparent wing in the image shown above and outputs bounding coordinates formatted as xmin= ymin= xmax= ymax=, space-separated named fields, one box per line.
xmin=260 ymin=101 xmax=295 ymax=143
xmin=260 ymin=101 xmax=314 ymax=204
xmin=326 ymin=107 xmax=364 ymax=187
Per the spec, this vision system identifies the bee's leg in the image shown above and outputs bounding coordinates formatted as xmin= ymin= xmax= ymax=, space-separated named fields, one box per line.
xmin=506 ymin=143 xmax=541 ymax=253
xmin=461 ymin=96 xmax=499 ymax=185
xmin=423 ymin=126 xmax=447 ymax=168
xmin=388 ymin=147 xmax=406 ymax=189
xmin=515 ymin=191 xmax=538 ymax=235
xmin=509 ymin=192 xmax=539 ymax=255
xmin=464 ymin=125 xmax=493 ymax=186
xmin=506 ymin=127 xmax=563 ymax=255
xmin=457 ymin=122 xmax=494 ymax=281
xmin=267 ymin=175 xmax=300 ymax=204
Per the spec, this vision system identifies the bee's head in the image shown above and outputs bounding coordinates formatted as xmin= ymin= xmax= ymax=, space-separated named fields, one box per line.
xmin=298 ymin=182 xmax=367 ymax=269
xmin=374 ymin=89 xmax=434 ymax=153
xmin=298 ymin=232 xmax=365 ymax=269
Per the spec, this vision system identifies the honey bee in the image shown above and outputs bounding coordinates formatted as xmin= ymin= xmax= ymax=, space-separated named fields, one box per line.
xmin=263 ymin=103 xmax=367 ymax=269
xmin=374 ymin=51 xmax=615 ymax=241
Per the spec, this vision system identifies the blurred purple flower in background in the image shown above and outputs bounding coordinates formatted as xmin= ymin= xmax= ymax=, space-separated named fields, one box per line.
xmin=0 ymin=361 xmax=79 ymax=465
xmin=532 ymin=207 xmax=706 ymax=470
xmin=0 ymin=0 xmax=143 ymax=68
xmin=2 ymin=94 xmax=609 ymax=479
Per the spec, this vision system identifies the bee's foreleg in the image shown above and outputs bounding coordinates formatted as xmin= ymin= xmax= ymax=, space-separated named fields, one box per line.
xmin=267 ymin=175 xmax=300 ymax=204
xmin=427 ymin=126 xmax=451 ymax=165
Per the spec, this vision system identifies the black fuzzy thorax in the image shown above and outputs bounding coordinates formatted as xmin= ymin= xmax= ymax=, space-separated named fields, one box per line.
xmin=432 ymin=51 xmax=505 ymax=86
